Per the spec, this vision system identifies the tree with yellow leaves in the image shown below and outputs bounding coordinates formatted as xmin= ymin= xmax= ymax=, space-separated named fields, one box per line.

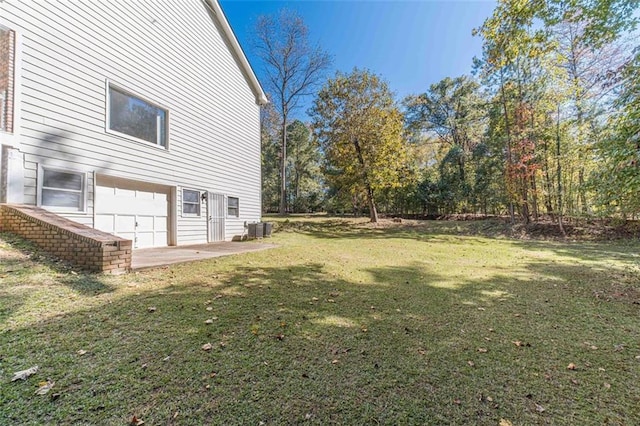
xmin=310 ymin=69 xmax=408 ymax=223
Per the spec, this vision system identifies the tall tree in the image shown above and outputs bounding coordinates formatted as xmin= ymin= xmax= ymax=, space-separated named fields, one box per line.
xmin=286 ymin=120 xmax=323 ymax=212
xmin=310 ymin=69 xmax=408 ymax=223
xmin=593 ymin=50 xmax=640 ymax=216
xmin=260 ymin=101 xmax=282 ymax=213
xmin=254 ymin=9 xmax=332 ymax=214
xmin=405 ymin=75 xmax=486 ymax=212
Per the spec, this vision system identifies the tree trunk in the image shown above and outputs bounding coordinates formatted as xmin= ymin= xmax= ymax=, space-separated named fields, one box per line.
xmin=278 ymin=117 xmax=288 ymax=215
xmin=530 ymin=174 xmax=539 ymax=221
xmin=499 ymin=71 xmax=515 ymax=224
xmin=353 ymin=137 xmax=378 ymax=223
xmin=542 ymin=138 xmax=555 ymax=219
xmin=556 ymin=104 xmax=566 ymax=236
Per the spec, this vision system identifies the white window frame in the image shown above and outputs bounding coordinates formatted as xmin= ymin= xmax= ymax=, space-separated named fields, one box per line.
xmin=227 ymin=196 xmax=239 ymax=218
xmin=182 ymin=188 xmax=201 ymax=217
xmin=37 ymin=165 xmax=87 ymax=213
xmin=105 ymin=80 xmax=169 ymax=149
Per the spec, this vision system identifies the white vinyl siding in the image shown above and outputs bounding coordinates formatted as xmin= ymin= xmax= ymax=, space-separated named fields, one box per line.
xmin=1 ymin=0 xmax=262 ymax=242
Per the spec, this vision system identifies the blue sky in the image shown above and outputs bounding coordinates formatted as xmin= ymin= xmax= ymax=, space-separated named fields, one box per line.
xmin=220 ymin=0 xmax=497 ymax=117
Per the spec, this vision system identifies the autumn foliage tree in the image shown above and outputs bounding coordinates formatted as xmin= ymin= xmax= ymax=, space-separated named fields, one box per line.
xmin=310 ymin=69 xmax=408 ymax=222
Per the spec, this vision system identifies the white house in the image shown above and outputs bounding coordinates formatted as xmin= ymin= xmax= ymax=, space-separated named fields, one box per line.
xmin=0 ymin=0 xmax=267 ymax=248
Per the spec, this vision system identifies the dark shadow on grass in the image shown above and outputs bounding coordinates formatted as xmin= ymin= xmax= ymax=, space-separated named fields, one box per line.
xmin=2 ymin=243 xmax=640 ymax=424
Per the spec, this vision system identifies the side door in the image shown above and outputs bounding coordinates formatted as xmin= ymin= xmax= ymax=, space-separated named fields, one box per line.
xmin=207 ymin=192 xmax=225 ymax=242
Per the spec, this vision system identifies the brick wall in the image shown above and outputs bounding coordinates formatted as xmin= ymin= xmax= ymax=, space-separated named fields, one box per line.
xmin=0 ymin=28 xmax=15 ymax=133
xmin=0 ymin=204 xmax=132 ymax=274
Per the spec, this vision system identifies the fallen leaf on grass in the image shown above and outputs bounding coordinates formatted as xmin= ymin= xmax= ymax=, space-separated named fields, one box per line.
xmin=477 ymin=307 xmax=485 ymax=311
xmin=331 ymin=359 xmax=339 ymax=364
xmin=604 ymin=382 xmax=611 ymax=389
xmin=467 ymin=360 xmax=475 ymax=367
xmin=206 ymin=307 xmax=213 ymax=311
xmin=219 ymin=341 xmax=227 ymax=348
xmin=513 ymin=341 xmax=531 ymax=347
xmin=567 ymin=363 xmax=577 ymax=370
xmin=35 ymin=380 xmax=55 ymax=395
xmin=205 ymin=319 xmax=214 ymax=324
xmin=130 ymin=415 xmax=145 ymax=425
xmin=11 ymin=366 xmax=38 ymax=381
xmin=77 ymin=349 xmax=87 ymax=356
xmin=202 ymin=343 xmax=213 ymax=351
xmin=147 ymin=307 xmax=156 ymax=313
xmin=453 ymin=399 xmax=461 ymax=405
xmin=535 ymin=403 xmax=545 ymax=413
xmin=499 ymin=419 xmax=513 ymax=426
xmin=477 ymin=348 xmax=488 ymax=353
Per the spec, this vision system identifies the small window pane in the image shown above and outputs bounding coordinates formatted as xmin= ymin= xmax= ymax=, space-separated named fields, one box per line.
xmin=42 ymin=189 xmax=81 ymax=208
xmin=109 ymin=86 xmax=167 ymax=147
xmin=183 ymin=189 xmax=199 ymax=203
xmin=228 ymin=197 xmax=239 ymax=217
xmin=183 ymin=203 xmax=199 ymax=215
xmin=43 ymin=169 xmax=83 ymax=191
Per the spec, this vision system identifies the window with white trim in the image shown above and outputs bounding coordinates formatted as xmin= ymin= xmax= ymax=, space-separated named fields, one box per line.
xmin=107 ymin=84 xmax=167 ymax=147
xmin=182 ymin=189 xmax=201 ymax=216
xmin=39 ymin=168 xmax=86 ymax=212
xmin=227 ymin=196 xmax=239 ymax=217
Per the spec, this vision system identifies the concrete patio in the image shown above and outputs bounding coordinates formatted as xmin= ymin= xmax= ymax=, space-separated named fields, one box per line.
xmin=131 ymin=241 xmax=277 ymax=270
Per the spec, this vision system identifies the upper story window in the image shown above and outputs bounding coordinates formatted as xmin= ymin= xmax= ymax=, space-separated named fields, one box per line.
xmin=0 ymin=26 xmax=15 ymax=133
xmin=107 ymin=84 xmax=167 ymax=147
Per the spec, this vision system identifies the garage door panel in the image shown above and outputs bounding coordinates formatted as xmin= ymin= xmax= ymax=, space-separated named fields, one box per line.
xmin=155 ymin=216 xmax=167 ymax=229
xmin=115 ymin=215 xmax=136 ymax=233
xmin=136 ymin=216 xmax=154 ymax=231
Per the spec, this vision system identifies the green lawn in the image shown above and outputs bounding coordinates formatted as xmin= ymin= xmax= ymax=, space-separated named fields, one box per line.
xmin=1 ymin=217 xmax=639 ymax=425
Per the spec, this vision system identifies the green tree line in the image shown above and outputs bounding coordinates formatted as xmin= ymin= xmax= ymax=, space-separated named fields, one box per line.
xmin=259 ymin=1 xmax=640 ymax=222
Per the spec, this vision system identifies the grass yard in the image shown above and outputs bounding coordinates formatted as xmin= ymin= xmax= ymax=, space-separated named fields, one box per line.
xmin=1 ymin=217 xmax=639 ymax=425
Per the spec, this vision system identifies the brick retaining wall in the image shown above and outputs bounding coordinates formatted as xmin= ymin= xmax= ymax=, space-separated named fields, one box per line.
xmin=0 ymin=204 xmax=132 ymax=274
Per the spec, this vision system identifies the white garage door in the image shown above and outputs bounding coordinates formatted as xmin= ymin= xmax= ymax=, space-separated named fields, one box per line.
xmin=94 ymin=176 xmax=170 ymax=248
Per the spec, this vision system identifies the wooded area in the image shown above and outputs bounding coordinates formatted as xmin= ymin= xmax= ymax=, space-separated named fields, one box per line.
xmin=259 ymin=0 xmax=640 ymax=223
